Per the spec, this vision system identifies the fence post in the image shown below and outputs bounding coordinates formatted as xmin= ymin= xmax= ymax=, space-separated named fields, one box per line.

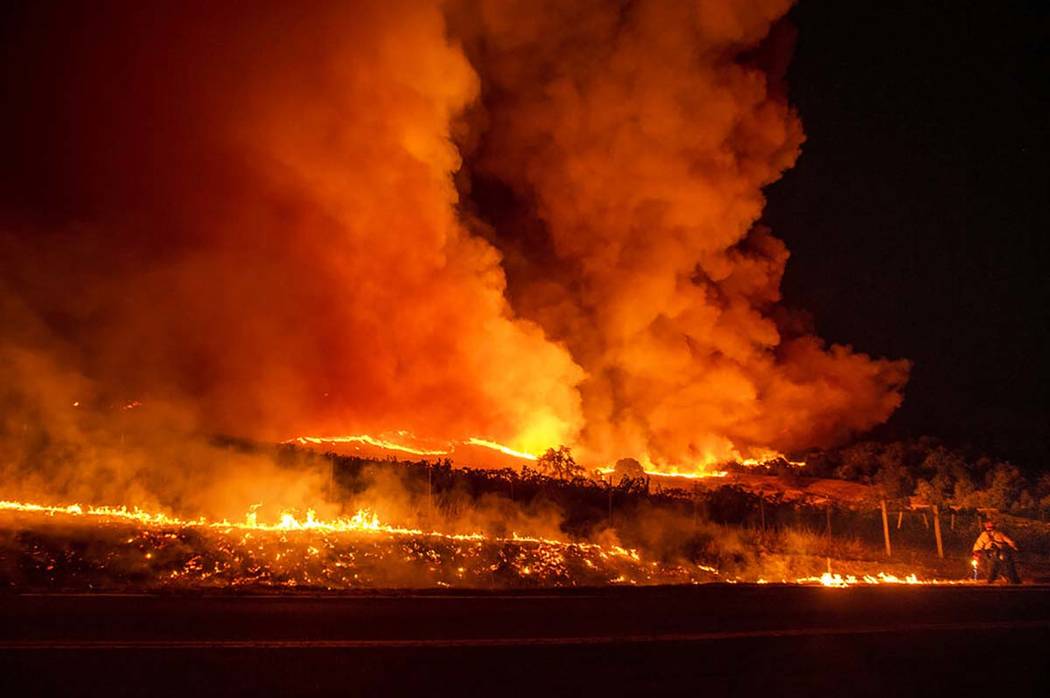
xmin=880 ymin=499 xmax=892 ymax=558
xmin=932 ymin=505 xmax=944 ymax=559
xmin=427 ymin=463 xmax=433 ymax=518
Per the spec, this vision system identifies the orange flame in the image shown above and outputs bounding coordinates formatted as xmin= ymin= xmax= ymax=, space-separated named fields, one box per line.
xmin=288 ymin=434 xmax=450 ymax=458
xmin=0 ymin=499 xmax=637 ymax=558
xmin=464 ymin=438 xmax=538 ymax=461
xmin=796 ymin=571 xmax=969 ymax=587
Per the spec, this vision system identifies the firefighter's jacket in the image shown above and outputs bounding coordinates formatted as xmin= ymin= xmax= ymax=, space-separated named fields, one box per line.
xmin=972 ymin=530 xmax=1018 ymax=553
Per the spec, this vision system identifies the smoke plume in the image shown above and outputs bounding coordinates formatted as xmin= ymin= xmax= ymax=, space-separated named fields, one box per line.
xmin=0 ymin=0 xmax=907 ymax=509
xmin=452 ymin=0 xmax=908 ymax=467
xmin=0 ymin=0 xmax=581 ymax=467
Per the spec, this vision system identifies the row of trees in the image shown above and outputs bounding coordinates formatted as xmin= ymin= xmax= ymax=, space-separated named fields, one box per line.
xmin=530 ymin=441 xmax=1050 ymax=517
xmin=790 ymin=438 xmax=1050 ymax=514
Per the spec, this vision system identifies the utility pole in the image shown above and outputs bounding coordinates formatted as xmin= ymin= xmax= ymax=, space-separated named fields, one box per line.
xmin=932 ymin=505 xmax=944 ymax=559
xmin=880 ymin=499 xmax=893 ymax=558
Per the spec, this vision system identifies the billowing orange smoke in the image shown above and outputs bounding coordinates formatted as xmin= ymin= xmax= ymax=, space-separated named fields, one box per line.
xmin=452 ymin=0 xmax=908 ymax=468
xmin=0 ymin=0 xmax=906 ymax=494
xmin=0 ymin=0 xmax=581 ymax=459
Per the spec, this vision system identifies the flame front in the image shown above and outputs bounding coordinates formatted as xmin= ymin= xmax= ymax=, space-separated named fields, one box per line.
xmin=0 ymin=499 xmax=617 ymax=546
xmin=287 ymin=434 xmax=541 ymax=463
xmin=0 ymin=498 xmax=963 ymax=590
xmin=288 ymin=435 xmax=451 ymax=458
xmin=0 ymin=497 xmax=665 ymax=590
xmin=289 ymin=431 xmax=793 ymax=480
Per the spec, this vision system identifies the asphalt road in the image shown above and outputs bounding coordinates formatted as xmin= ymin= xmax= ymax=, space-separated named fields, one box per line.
xmin=2 ymin=585 xmax=1048 ymax=696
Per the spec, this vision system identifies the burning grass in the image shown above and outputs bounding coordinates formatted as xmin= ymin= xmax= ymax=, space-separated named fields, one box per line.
xmin=0 ymin=497 xmax=981 ymax=591
xmin=0 ymin=500 xmax=708 ymax=591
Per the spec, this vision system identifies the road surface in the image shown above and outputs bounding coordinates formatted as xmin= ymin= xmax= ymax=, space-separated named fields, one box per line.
xmin=2 ymin=585 xmax=1048 ymax=696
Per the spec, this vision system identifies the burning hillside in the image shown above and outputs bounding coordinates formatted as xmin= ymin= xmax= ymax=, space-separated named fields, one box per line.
xmin=1 ymin=495 xmax=978 ymax=591
xmin=288 ymin=433 xmax=540 ymax=470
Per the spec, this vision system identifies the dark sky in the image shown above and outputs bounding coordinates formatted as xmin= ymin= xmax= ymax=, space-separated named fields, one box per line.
xmin=764 ymin=1 xmax=1050 ymax=466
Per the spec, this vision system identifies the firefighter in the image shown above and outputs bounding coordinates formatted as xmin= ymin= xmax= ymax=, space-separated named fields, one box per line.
xmin=972 ymin=520 xmax=1021 ymax=584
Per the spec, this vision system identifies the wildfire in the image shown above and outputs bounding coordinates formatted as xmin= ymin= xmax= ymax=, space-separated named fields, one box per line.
xmin=288 ymin=434 xmax=450 ymax=458
xmin=0 ymin=498 xmax=698 ymax=590
xmin=287 ymin=433 xmax=542 ymax=462
xmin=0 ymin=498 xmax=636 ymax=554
xmin=464 ymin=438 xmax=538 ymax=461
xmin=285 ymin=431 xmax=813 ymax=483
xmin=0 ymin=499 xmax=975 ymax=590
xmin=0 ymin=500 xmax=193 ymax=528
xmin=596 ymin=448 xmax=805 ymax=481
xmin=597 ymin=467 xmax=729 ymax=481
xmin=638 ymin=447 xmax=805 ymax=479
xmin=796 ymin=571 xmax=970 ymax=587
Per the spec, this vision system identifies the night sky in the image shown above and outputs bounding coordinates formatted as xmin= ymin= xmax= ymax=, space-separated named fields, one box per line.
xmin=764 ymin=0 xmax=1049 ymax=466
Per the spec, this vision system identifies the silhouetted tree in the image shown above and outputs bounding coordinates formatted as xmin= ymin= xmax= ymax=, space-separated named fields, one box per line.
xmin=982 ymin=462 xmax=1028 ymax=511
xmin=536 ymin=446 xmax=584 ymax=481
xmin=914 ymin=479 xmax=945 ymax=507
xmin=835 ymin=442 xmax=881 ymax=482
